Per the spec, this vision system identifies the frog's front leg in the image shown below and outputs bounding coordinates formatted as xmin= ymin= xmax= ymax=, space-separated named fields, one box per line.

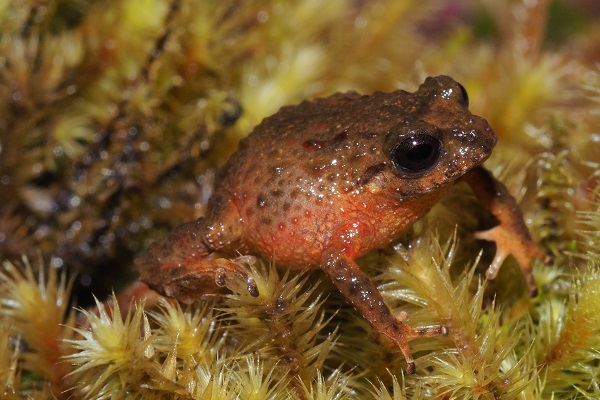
xmin=135 ymin=213 xmax=258 ymax=304
xmin=462 ymin=166 xmax=550 ymax=296
xmin=322 ymin=249 xmax=447 ymax=374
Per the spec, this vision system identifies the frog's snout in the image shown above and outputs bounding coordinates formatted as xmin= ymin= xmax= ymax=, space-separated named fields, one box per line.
xmin=480 ymin=125 xmax=498 ymax=157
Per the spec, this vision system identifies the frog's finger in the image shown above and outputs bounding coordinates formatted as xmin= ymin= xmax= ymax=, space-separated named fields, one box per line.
xmin=474 ymin=226 xmax=509 ymax=280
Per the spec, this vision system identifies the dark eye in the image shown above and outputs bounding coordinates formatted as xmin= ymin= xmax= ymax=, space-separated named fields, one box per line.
xmin=392 ymin=134 xmax=441 ymax=176
xmin=457 ymin=83 xmax=469 ymax=107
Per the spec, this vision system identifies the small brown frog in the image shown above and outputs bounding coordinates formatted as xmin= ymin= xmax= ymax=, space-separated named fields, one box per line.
xmin=135 ymin=75 xmax=547 ymax=373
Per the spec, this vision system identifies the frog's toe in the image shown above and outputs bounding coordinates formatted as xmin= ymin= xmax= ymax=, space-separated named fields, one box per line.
xmin=414 ymin=324 xmax=449 ymax=337
xmin=393 ymin=322 xmax=448 ymax=374
xmin=214 ymin=260 xmax=259 ymax=297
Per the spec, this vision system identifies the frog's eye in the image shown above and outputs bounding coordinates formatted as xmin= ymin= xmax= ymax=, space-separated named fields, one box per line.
xmin=392 ymin=134 xmax=441 ymax=176
xmin=457 ymin=83 xmax=469 ymax=107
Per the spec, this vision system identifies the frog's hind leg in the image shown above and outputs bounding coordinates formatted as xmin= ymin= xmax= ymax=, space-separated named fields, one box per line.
xmin=135 ymin=219 xmax=258 ymax=304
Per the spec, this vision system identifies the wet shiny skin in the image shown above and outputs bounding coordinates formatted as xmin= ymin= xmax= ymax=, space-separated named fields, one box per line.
xmin=136 ymin=75 xmax=545 ymax=373
xmin=219 ymin=76 xmax=494 ymax=265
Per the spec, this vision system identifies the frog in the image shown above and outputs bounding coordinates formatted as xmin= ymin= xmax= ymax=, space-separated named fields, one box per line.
xmin=135 ymin=75 xmax=547 ymax=374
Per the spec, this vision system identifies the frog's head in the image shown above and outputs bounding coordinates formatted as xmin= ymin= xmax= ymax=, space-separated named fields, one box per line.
xmin=380 ymin=75 xmax=497 ymax=199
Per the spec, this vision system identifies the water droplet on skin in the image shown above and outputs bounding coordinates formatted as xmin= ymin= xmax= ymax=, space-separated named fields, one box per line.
xmin=257 ymin=196 xmax=267 ymax=207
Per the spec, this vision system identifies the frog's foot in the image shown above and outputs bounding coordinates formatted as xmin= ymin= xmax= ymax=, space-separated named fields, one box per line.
xmin=215 ymin=258 xmax=259 ymax=298
xmin=139 ymin=257 xmax=259 ymax=304
xmin=136 ymin=215 xmax=258 ymax=303
xmin=475 ymin=225 xmax=549 ymax=296
xmin=387 ymin=321 xmax=449 ymax=374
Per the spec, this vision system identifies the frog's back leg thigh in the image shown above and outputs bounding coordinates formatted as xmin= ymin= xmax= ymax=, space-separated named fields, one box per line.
xmin=135 ymin=202 xmax=258 ymax=303
xmin=321 ymin=249 xmax=447 ymax=374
